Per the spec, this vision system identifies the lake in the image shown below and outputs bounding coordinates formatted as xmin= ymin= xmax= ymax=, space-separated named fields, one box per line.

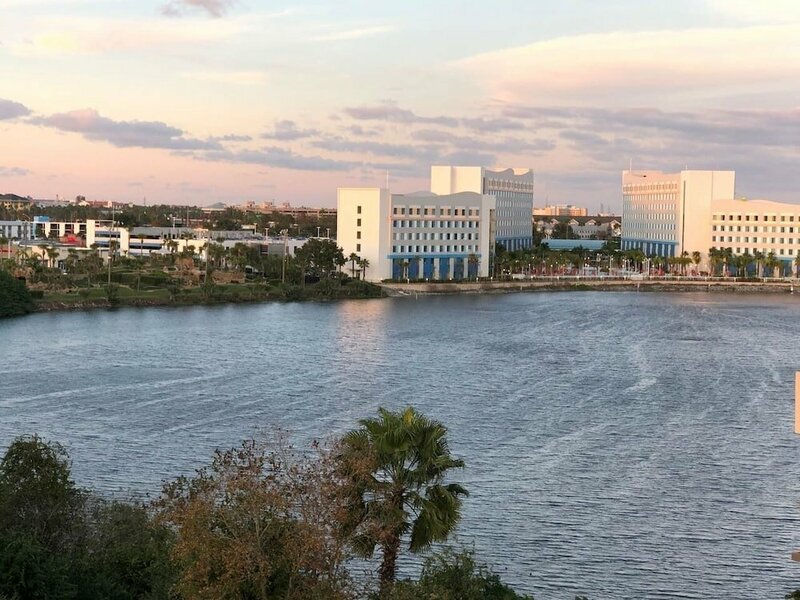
xmin=2 ymin=291 xmax=800 ymax=598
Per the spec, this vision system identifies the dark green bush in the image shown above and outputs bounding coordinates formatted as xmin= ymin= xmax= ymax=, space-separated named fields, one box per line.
xmin=0 ymin=270 xmax=34 ymax=317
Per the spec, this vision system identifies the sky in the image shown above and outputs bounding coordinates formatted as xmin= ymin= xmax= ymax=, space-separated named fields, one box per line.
xmin=0 ymin=0 xmax=799 ymax=211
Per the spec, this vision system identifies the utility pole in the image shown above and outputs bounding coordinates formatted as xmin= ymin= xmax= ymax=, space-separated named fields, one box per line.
xmin=281 ymin=229 xmax=288 ymax=283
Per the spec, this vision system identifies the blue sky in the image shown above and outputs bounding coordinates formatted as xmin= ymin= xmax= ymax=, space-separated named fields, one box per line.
xmin=0 ymin=0 xmax=798 ymax=209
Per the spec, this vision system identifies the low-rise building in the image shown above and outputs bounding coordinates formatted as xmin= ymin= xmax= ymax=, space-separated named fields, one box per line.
xmin=533 ymin=204 xmax=589 ymax=217
xmin=338 ymin=187 xmax=496 ymax=281
xmin=0 ymin=220 xmax=32 ymax=240
xmin=621 ymin=169 xmax=800 ymax=273
xmin=431 ymin=165 xmax=533 ymax=251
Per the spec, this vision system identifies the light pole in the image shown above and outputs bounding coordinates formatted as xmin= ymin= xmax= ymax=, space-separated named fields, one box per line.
xmin=281 ymin=229 xmax=288 ymax=283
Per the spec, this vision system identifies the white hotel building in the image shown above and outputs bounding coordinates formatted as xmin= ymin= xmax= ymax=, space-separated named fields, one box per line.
xmin=622 ymin=169 xmax=800 ymax=272
xmin=337 ymin=165 xmax=535 ymax=282
xmin=431 ymin=166 xmax=534 ymax=251
xmin=337 ymin=188 xmax=496 ymax=282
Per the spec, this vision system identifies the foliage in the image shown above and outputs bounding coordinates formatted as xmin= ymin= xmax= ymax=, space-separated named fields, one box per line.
xmin=384 ymin=549 xmax=533 ymax=600
xmin=0 ymin=269 xmax=34 ymax=318
xmin=155 ymin=437 xmax=356 ymax=600
xmin=338 ymin=407 xmax=468 ymax=591
xmin=0 ymin=436 xmax=176 ymax=600
xmin=294 ymin=238 xmax=346 ymax=278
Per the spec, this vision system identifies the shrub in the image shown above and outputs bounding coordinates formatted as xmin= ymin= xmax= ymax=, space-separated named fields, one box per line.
xmin=0 ymin=270 xmax=34 ymax=317
xmin=384 ymin=549 xmax=533 ymax=600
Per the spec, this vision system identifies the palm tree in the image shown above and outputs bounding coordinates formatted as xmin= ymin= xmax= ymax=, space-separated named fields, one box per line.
xmin=795 ymin=250 xmax=800 ymax=278
xmin=338 ymin=407 xmax=467 ymax=594
xmin=764 ymin=251 xmax=781 ymax=278
xmin=691 ymin=251 xmax=701 ymax=275
xmin=358 ymin=257 xmax=370 ymax=280
xmin=45 ymin=247 xmax=60 ymax=270
xmin=467 ymin=253 xmax=479 ymax=280
xmin=348 ymin=252 xmax=359 ymax=278
xmin=753 ymin=250 xmax=764 ymax=278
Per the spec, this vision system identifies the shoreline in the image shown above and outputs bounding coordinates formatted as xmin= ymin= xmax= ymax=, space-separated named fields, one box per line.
xmin=379 ymin=278 xmax=800 ymax=296
xmin=22 ymin=278 xmax=800 ymax=315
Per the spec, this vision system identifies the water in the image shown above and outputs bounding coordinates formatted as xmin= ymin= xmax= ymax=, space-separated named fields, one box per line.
xmin=2 ymin=292 xmax=800 ymax=599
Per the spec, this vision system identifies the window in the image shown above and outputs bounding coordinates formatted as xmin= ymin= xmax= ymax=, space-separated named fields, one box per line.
xmin=356 ymin=231 xmax=361 ymax=239
xmin=356 ymin=243 xmax=361 ymax=251
xmin=357 ymin=205 xmax=362 ymax=214
xmin=357 ymin=218 xmax=361 ymax=226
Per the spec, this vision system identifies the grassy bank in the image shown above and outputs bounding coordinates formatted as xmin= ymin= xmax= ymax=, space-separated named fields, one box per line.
xmin=35 ymin=279 xmax=385 ymax=312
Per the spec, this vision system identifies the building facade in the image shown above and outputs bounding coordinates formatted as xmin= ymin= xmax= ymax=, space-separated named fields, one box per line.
xmin=622 ymin=169 xmax=800 ymax=272
xmin=337 ymin=188 xmax=496 ymax=282
xmin=0 ymin=220 xmax=32 ymax=240
xmin=710 ymin=199 xmax=800 ymax=266
xmin=533 ymin=204 xmax=589 ymax=217
xmin=431 ymin=166 xmax=533 ymax=251
xmin=621 ymin=169 xmax=735 ymax=258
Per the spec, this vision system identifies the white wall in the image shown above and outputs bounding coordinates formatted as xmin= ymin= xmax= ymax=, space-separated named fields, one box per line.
xmin=337 ymin=188 xmax=391 ymax=281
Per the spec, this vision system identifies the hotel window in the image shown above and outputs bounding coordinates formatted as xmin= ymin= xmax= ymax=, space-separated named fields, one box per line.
xmin=357 ymin=218 xmax=361 ymax=226
xmin=356 ymin=243 xmax=361 ymax=251
xmin=357 ymin=206 xmax=362 ymax=214
xmin=356 ymin=231 xmax=361 ymax=239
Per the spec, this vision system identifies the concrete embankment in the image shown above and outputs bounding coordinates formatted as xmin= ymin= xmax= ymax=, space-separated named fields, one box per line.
xmin=380 ymin=279 xmax=799 ymax=297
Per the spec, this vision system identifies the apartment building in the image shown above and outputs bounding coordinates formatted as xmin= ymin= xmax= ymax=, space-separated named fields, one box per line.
xmin=621 ymin=169 xmax=735 ymax=258
xmin=622 ymin=169 xmax=800 ymax=272
xmin=431 ymin=166 xmax=533 ymax=251
xmin=337 ymin=187 xmax=496 ymax=282
xmin=0 ymin=220 xmax=32 ymax=240
xmin=533 ymin=204 xmax=588 ymax=217
xmin=710 ymin=199 xmax=800 ymax=264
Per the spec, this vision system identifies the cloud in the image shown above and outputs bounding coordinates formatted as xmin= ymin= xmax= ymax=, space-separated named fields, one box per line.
xmin=0 ymin=98 xmax=30 ymax=120
xmin=10 ymin=16 xmax=243 ymax=56
xmin=307 ymin=24 xmax=395 ymax=43
xmin=0 ymin=166 xmax=29 ymax=177
xmin=455 ymin=25 xmax=800 ymax=104
xmin=210 ymin=134 xmax=252 ymax=142
xmin=410 ymin=128 xmax=555 ymax=155
xmin=182 ymin=70 xmax=267 ymax=86
xmin=706 ymin=0 xmax=800 ymax=23
xmin=161 ymin=0 xmax=236 ymax=18
xmin=32 ymin=108 xmax=222 ymax=150
xmin=197 ymin=147 xmax=358 ymax=171
xmin=344 ymin=104 xmax=459 ymax=128
xmin=461 ymin=117 xmax=524 ymax=132
xmin=262 ymin=120 xmax=320 ymax=141
xmin=312 ymin=138 xmax=429 ymax=159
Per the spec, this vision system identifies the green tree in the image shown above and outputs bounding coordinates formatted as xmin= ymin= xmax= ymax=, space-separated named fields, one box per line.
xmin=338 ymin=407 xmax=468 ymax=593
xmin=0 ymin=269 xmax=34 ymax=318
xmin=385 ymin=549 xmax=533 ymax=600
xmin=157 ymin=438 xmax=354 ymax=600
xmin=0 ymin=436 xmax=86 ymax=599
xmin=295 ymin=238 xmax=345 ymax=278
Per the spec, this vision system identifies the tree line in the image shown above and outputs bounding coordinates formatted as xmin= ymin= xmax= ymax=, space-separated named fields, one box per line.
xmin=0 ymin=408 xmax=540 ymax=600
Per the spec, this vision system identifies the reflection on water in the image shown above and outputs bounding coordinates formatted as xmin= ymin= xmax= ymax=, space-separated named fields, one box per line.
xmin=2 ymin=292 xmax=800 ymax=599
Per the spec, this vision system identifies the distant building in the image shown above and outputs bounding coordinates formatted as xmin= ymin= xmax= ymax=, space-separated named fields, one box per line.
xmin=621 ymin=169 xmax=735 ymax=259
xmin=536 ymin=216 xmax=621 ymax=240
xmin=0 ymin=220 xmax=32 ymax=240
xmin=239 ymin=200 xmax=336 ymax=219
xmin=431 ymin=166 xmax=533 ymax=251
xmin=337 ymin=187 xmax=496 ymax=282
xmin=621 ymin=168 xmax=800 ymax=274
xmin=533 ymin=204 xmax=589 ymax=217
xmin=0 ymin=194 xmax=31 ymax=211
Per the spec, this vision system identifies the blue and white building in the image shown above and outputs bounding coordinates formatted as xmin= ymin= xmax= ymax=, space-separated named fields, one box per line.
xmin=337 ymin=187 xmax=496 ymax=282
xmin=431 ymin=166 xmax=534 ymax=251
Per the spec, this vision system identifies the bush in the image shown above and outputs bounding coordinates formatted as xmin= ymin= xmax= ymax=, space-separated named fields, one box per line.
xmin=384 ymin=549 xmax=533 ymax=600
xmin=0 ymin=270 xmax=34 ymax=317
